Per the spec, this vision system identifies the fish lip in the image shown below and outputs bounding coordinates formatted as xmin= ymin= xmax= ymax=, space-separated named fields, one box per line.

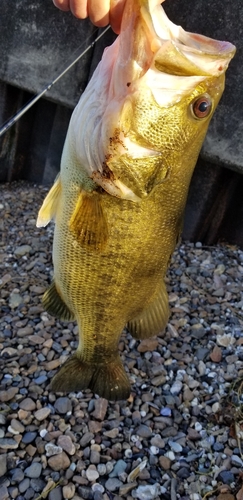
xmin=119 ymin=0 xmax=236 ymax=82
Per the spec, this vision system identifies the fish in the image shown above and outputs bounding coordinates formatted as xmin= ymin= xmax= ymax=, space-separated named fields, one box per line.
xmin=37 ymin=0 xmax=235 ymax=400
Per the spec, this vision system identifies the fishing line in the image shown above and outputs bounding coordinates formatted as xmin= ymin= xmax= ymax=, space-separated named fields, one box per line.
xmin=0 ymin=25 xmax=110 ymax=138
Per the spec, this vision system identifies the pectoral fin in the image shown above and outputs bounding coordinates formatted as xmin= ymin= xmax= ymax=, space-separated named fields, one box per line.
xmin=128 ymin=281 xmax=169 ymax=339
xmin=37 ymin=175 xmax=61 ymax=227
xmin=42 ymin=281 xmax=75 ymax=321
xmin=69 ymin=191 xmax=108 ymax=251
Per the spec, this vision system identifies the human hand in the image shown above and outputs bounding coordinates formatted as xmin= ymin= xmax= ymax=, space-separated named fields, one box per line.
xmin=52 ymin=0 xmax=126 ymax=34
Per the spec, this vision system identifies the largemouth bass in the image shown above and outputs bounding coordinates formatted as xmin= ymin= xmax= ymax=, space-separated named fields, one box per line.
xmin=37 ymin=0 xmax=235 ymax=400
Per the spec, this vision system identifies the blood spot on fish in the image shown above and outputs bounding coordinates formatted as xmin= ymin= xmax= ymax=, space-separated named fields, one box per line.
xmin=127 ymin=82 xmax=131 ymax=87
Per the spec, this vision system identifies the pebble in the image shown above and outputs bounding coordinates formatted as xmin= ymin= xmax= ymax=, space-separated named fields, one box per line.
xmin=109 ymin=460 xmax=127 ymax=478
xmin=24 ymin=462 xmax=42 ymax=479
xmin=105 ymin=478 xmax=123 ymax=492
xmin=133 ymin=483 xmax=161 ymax=499
xmin=14 ymin=245 xmax=32 ymax=256
xmin=0 ymin=438 xmax=18 ymax=449
xmin=63 ymin=483 xmax=75 ymax=499
xmin=170 ymin=380 xmax=183 ymax=395
xmin=91 ymin=398 xmax=108 ymax=420
xmin=48 ymin=452 xmax=71 ymax=471
xmin=19 ymin=398 xmax=36 ymax=411
xmin=136 ymin=424 xmax=152 ymax=438
xmin=49 ymin=486 xmax=62 ymax=500
xmin=0 ymin=387 xmax=19 ymax=402
xmin=0 ymin=454 xmax=7 ymax=476
xmin=34 ymin=407 xmax=51 ymax=421
xmin=45 ymin=443 xmax=63 ymax=456
xmin=86 ymin=465 xmax=99 ymax=482
xmin=54 ymin=397 xmax=72 ymax=414
xmin=57 ymin=435 xmax=76 ymax=455
xmin=0 ymin=485 xmax=9 ymax=500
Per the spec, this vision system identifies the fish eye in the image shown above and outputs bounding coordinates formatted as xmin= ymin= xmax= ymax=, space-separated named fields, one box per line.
xmin=190 ymin=94 xmax=212 ymax=119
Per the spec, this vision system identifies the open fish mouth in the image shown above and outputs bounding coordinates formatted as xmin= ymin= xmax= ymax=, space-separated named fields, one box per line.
xmin=115 ymin=0 xmax=236 ymax=103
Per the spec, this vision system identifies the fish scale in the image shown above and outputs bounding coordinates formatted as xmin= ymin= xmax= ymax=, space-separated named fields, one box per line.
xmin=37 ymin=0 xmax=235 ymax=400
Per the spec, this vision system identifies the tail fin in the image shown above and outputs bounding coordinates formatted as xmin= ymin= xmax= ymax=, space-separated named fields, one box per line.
xmin=51 ymin=353 xmax=130 ymax=401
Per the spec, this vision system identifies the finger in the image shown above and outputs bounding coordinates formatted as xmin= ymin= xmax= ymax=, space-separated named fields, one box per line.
xmin=88 ymin=0 xmax=110 ymax=27
xmin=53 ymin=0 xmax=70 ymax=11
xmin=110 ymin=0 xmax=125 ymax=34
xmin=69 ymin=0 xmax=88 ymax=18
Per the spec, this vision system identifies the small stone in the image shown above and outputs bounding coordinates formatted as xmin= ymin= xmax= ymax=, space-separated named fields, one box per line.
xmin=133 ymin=483 xmax=161 ymax=499
xmin=159 ymin=456 xmax=171 ymax=470
xmin=169 ymin=440 xmax=183 ymax=453
xmin=217 ymin=334 xmax=236 ymax=347
xmin=0 ymin=454 xmax=7 ymax=476
xmin=105 ymin=478 xmax=123 ymax=492
xmin=103 ymin=428 xmax=119 ymax=439
xmin=54 ymin=397 xmax=72 ymax=414
xmin=62 ymin=483 xmax=75 ymax=499
xmin=11 ymin=468 xmax=25 ymax=482
xmin=218 ymin=471 xmax=234 ymax=484
xmin=150 ymin=436 xmax=165 ymax=448
xmin=19 ymin=478 xmax=30 ymax=493
xmin=91 ymin=398 xmax=108 ymax=420
xmin=29 ymin=335 xmax=45 ymax=345
xmin=9 ymin=292 xmax=22 ymax=308
xmin=45 ymin=359 xmax=61 ymax=371
xmin=86 ymin=465 xmax=99 ymax=482
xmin=187 ymin=428 xmax=201 ymax=441
xmin=0 ymin=438 xmax=18 ymax=449
xmin=119 ymin=482 xmax=137 ymax=496
xmin=24 ymin=462 xmax=42 ymax=479
xmin=97 ymin=464 xmax=107 ymax=476
xmin=90 ymin=450 xmax=100 ymax=464
xmin=48 ymin=452 xmax=71 ymax=471
xmin=88 ymin=420 xmax=102 ymax=433
xmin=170 ymin=380 xmax=183 ymax=395
xmin=231 ymin=455 xmax=243 ymax=467
xmin=19 ymin=398 xmax=36 ymax=411
xmin=9 ymin=418 xmax=25 ymax=434
xmin=0 ymin=387 xmax=18 ymax=402
xmin=45 ymin=443 xmax=63 ymax=456
xmin=92 ymin=483 xmax=105 ymax=494
xmin=109 ymin=460 xmax=127 ymax=478
xmin=34 ymin=407 xmax=51 ymax=421
xmin=137 ymin=338 xmax=158 ymax=353
xmin=80 ymin=432 xmax=94 ymax=447
xmin=0 ymin=485 xmax=8 ymax=500
xmin=177 ymin=467 xmax=191 ymax=479
xmin=160 ymin=407 xmax=172 ymax=417
xmin=136 ymin=424 xmax=152 ymax=438
xmin=57 ymin=435 xmax=76 ymax=455
xmin=14 ymin=245 xmax=32 ymax=256
xmin=49 ymin=486 xmax=63 ymax=500
xmin=22 ymin=432 xmax=38 ymax=444
xmin=210 ymin=345 xmax=222 ymax=362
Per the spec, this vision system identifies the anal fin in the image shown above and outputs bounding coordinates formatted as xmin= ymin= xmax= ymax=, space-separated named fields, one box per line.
xmin=42 ymin=281 xmax=75 ymax=321
xmin=127 ymin=281 xmax=169 ymax=339
xmin=51 ymin=353 xmax=131 ymax=401
xmin=69 ymin=191 xmax=108 ymax=251
xmin=37 ymin=175 xmax=61 ymax=227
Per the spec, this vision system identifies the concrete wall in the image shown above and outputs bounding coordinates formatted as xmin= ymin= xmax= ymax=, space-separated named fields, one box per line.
xmin=0 ymin=0 xmax=242 ymax=245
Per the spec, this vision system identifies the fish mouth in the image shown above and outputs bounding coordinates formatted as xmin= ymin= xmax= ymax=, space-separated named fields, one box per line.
xmin=118 ymin=0 xmax=236 ymax=87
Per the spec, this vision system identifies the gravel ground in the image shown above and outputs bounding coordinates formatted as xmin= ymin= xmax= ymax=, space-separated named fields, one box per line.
xmin=0 ymin=181 xmax=243 ymax=500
